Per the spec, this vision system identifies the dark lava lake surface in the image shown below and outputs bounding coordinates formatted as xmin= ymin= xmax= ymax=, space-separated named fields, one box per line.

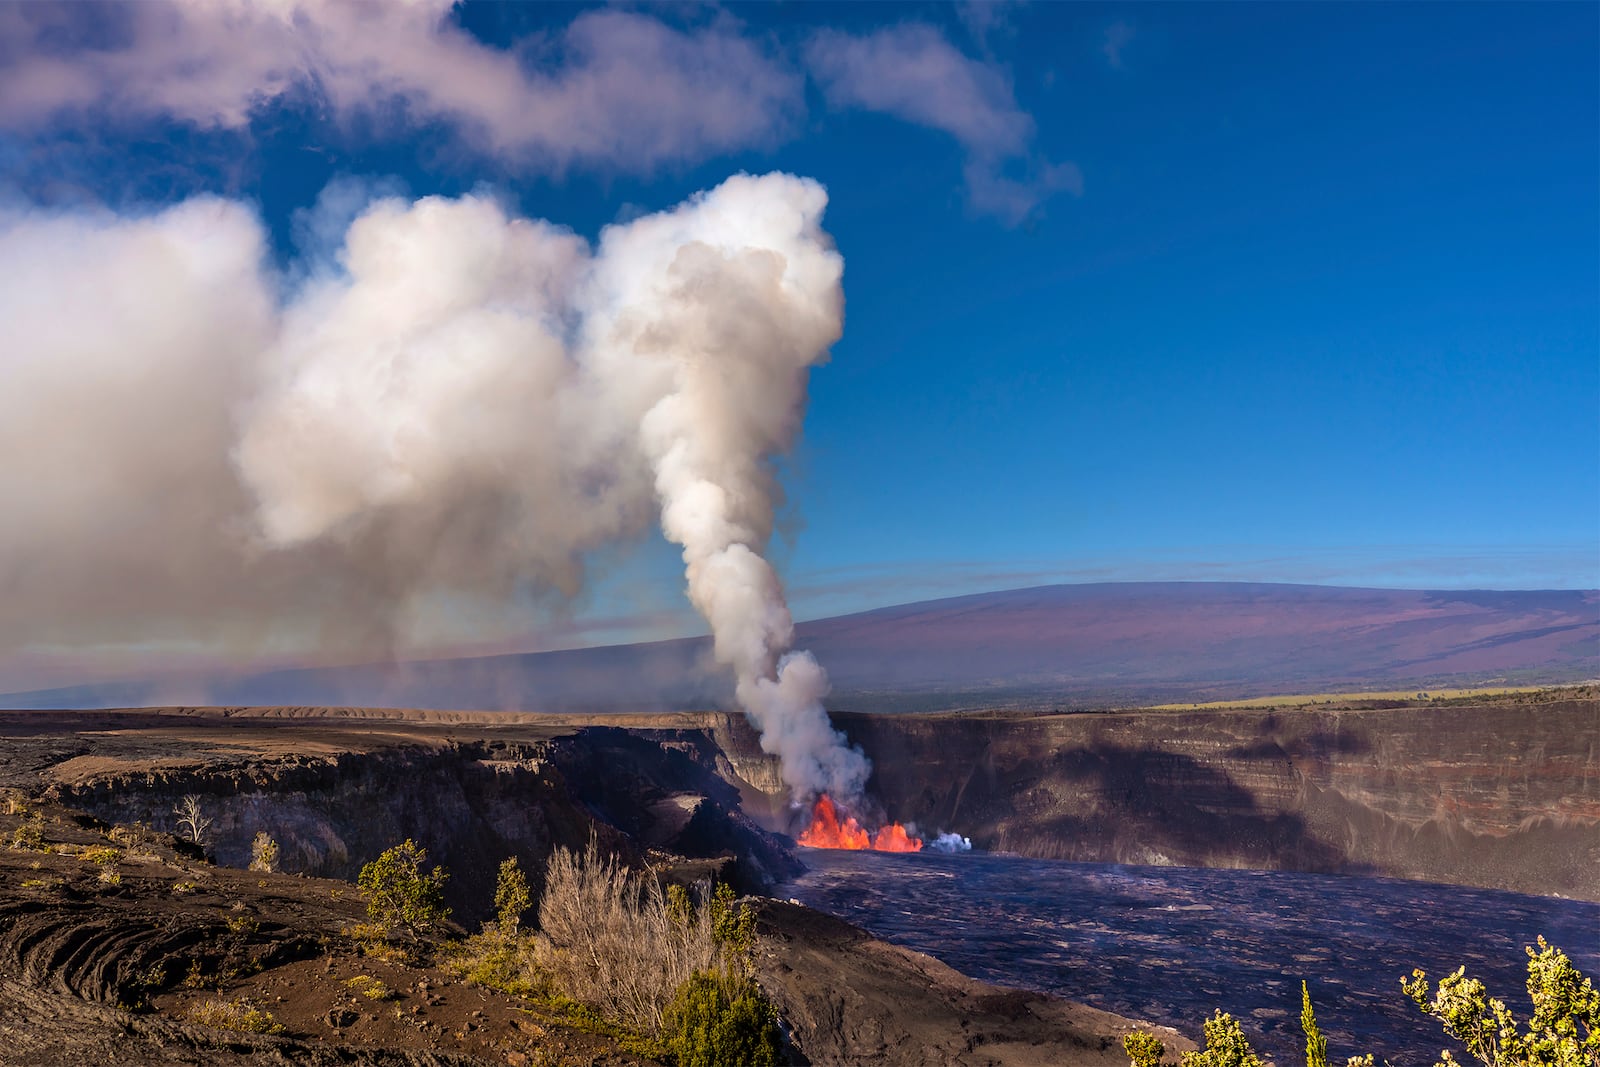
xmin=779 ymin=850 xmax=1600 ymax=1065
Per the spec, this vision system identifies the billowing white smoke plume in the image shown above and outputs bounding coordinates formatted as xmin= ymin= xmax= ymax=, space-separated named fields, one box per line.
xmin=0 ymin=172 xmax=866 ymax=800
xmin=582 ymin=182 xmax=870 ymax=801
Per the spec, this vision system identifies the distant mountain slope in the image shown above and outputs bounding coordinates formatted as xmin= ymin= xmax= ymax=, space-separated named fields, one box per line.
xmin=5 ymin=583 xmax=1596 ymax=711
xmin=797 ymin=583 xmax=1598 ymax=708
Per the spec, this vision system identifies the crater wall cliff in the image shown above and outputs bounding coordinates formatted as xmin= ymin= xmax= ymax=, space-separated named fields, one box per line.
xmin=44 ymin=728 xmax=797 ymax=921
xmin=663 ymin=699 xmax=1600 ymax=900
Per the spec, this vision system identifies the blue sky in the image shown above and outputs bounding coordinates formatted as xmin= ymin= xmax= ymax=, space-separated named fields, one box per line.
xmin=0 ymin=1 xmax=1595 ymax=676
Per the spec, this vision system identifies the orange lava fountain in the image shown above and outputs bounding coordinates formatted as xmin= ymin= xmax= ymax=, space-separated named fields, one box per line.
xmin=797 ymin=794 xmax=923 ymax=852
xmin=869 ymin=821 xmax=923 ymax=853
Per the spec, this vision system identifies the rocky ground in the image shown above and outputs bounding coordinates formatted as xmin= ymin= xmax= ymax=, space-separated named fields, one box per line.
xmin=0 ymin=728 xmax=1182 ymax=1067
xmin=0 ymin=796 xmax=648 ymax=1066
xmin=756 ymin=901 xmax=1181 ymax=1067
xmin=2 ymin=691 xmax=1589 ymax=1064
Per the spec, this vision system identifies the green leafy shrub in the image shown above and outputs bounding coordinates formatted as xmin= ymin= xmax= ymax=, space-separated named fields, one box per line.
xmin=709 ymin=881 xmax=756 ymax=958
xmin=1124 ymin=941 xmax=1596 ymax=1067
xmin=357 ymin=839 xmax=450 ymax=937
xmin=1403 ymin=937 xmax=1599 ymax=1067
xmin=446 ymin=857 xmax=542 ymax=997
xmin=1125 ymin=1030 xmax=1169 ymax=1067
xmin=1180 ymin=1011 xmax=1263 ymax=1067
xmin=663 ymin=970 xmax=782 ymax=1067
xmin=1303 ymin=981 xmax=1328 ymax=1067
xmin=495 ymin=856 xmax=531 ymax=936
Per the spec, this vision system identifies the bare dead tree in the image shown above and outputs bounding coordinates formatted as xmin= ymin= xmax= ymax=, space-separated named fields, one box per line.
xmin=173 ymin=795 xmax=212 ymax=846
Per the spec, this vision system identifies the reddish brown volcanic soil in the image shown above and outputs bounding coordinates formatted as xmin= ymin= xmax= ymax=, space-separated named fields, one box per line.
xmin=0 ymin=803 xmax=644 ymax=1066
xmin=0 ymin=707 xmax=1185 ymax=1067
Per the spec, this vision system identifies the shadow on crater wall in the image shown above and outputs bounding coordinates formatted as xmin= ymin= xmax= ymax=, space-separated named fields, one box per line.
xmin=696 ymin=700 xmax=1600 ymax=900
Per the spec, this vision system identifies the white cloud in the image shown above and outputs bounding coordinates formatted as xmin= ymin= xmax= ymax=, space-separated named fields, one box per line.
xmin=0 ymin=2 xmax=802 ymax=175
xmin=955 ymin=0 xmax=1022 ymax=52
xmin=804 ymin=23 xmax=1079 ymax=223
xmin=1103 ymin=20 xmax=1137 ymax=71
xmin=0 ymin=5 xmax=1078 ymax=225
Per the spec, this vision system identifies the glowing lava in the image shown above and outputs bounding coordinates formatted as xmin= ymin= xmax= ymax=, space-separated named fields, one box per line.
xmin=798 ymin=794 xmax=923 ymax=852
xmin=869 ymin=821 xmax=923 ymax=853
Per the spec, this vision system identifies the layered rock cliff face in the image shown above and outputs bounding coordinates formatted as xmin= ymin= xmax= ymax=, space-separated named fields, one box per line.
xmin=10 ymin=696 xmax=1596 ymax=906
xmin=678 ymin=699 xmax=1600 ymax=900
xmin=41 ymin=725 xmax=797 ymax=922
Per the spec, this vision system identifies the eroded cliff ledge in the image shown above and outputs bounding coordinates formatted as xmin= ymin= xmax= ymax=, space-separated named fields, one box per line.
xmin=0 ymin=712 xmax=796 ymax=923
xmin=669 ymin=696 xmax=1599 ymax=900
xmin=3 ymin=692 xmax=1595 ymax=905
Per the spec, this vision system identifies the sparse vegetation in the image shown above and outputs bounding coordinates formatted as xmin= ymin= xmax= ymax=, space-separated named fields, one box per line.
xmin=173 ymin=795 xmax=212 ymax=846
xmin=81 ymin=845 xmax=121 ymax=866
xmin=1149 ymin=684 xmax=1584 ymax=712
xmin=1183 ymin=1011 xmax=1264 ymax=1067
xmin=187 ymin=996 xmax=285 ymax=1034
xmin=248 ymin=831 xmax=279 ymax=873
xmin=663 ymin=969 xmax=782 ymax=1067
xmin=451 ymin=838 xmax=780 ymax=1062
xmin=446 ymin=924 xmax=542 ymax=999
xmin=9 ymin=819 xmax=44 ymax=851
xmin=357 ymin=839 xmax=451 ymax=938
xmin=1124 ymin=940 xmax=1596 ymax=1067
xmin=107 ymin=821 xmax=160 ymax=859
xmin=534 ymin=838 xmax=735 ymax=1034
xmin=345 ymin=974 xmax=397 ymax=1000
xmin=224 ymin=909 xmax=259 ymax=936
xmin=444 ymin=856 xmax=543 ymax=995
xmin=494 ymin=856 xmax=531 ymax=937
xmin=448 ymin=835 xmax=778 ymax=1064
xmin=1402 ymin=937 xmax=1599 ymax=1067
xmin=1126 ymin=1029 xmax=1169 ymax=1067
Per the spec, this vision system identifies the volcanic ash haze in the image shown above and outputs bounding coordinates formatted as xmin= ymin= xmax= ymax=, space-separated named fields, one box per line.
xmin=0 ymin=171 xmax=868 ymax=802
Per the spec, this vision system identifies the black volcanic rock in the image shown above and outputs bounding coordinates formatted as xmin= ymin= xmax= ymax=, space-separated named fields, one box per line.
xmin=753 ymin=899 xmax=1192 ymax=1067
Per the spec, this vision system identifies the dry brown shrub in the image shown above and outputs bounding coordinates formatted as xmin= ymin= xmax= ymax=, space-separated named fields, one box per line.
xmin=534 ymin=837 xmax=725 ymax=1034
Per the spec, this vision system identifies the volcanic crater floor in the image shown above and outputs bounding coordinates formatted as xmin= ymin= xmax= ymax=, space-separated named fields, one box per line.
xmin=0 ymin=795 xmax=1179 ymax=1067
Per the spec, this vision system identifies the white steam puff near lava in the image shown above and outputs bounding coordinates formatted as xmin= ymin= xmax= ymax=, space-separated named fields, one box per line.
xmin=0 ymin=172 xmax=869 ymax=802
xmin=928 ymin=832 xmax=973 ymax=853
